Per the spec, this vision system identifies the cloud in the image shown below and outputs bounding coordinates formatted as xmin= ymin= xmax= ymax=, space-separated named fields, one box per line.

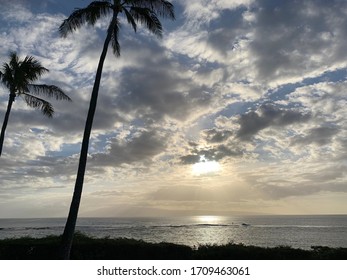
xmin=236 ymin=103 xmax=311 ymax=141
xmin=91 ymin=129 xmax=168 ymax=167
xmin=170 ymin=0 xmax=347 ymax=89
xmin=238 ymin=160 xmax=347 ymax=201
xmin=206 ymin=6 xmax=253 ymax=57
xmin=113 ymin=41 xmax=216 ymax=124
xmin=249 ymin=0 xmax=347 ymax=85
xmin=180 ymin=143 xmax=243 ymax=164
xmin=291 ymin=125 xmax=340 ymax=146
xmin=0 ymin=0 xmax=33 ymax=23
xmin=203 ymin=128 xmax=234 ymax=143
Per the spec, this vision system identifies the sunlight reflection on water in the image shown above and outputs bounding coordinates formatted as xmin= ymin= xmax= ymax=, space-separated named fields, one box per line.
xmin=1 ymin=215 xmax=347 ymax=249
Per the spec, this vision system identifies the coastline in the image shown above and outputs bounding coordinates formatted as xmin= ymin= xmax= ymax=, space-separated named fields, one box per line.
xmin=1 ymin=233 xmax=346 ymax=260
xmin=1 ymin=215 xmax=347 ymax=250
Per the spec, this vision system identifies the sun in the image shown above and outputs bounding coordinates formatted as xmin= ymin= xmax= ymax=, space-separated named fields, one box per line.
xmin=192 ymin=156 xmax=221 ymax=176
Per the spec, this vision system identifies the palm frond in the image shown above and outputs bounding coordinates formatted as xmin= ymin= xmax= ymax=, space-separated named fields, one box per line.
xmin=0 ymin=63 xmax=14 ymax=90
xmin=8 ymin=51 xmax=19 ymax=70
xmin=1 ymin=52 xmax=70 ymax=118
xmin=1 ymin=53 xmax=18 ymax=90
xmin=59 ymin=1 xmax=113 ymax=37
xmin=23 ymin=93 xmax=54 ymax=118
xmin=20 ymin=56 xmax=49 ymax=82
xmin=127 ymin=0 xmax=175 ymax=19
xmin=110 ymin=18 xmax=121 ymax=56
xmin=1 ymin=53 xmax=49 ymax=93
xmin=129 ymin=7 xmax=163 ymax=37
xmin=27 ymin=84 xmax=71 ymax=101
xmin=123 ymin=8 xmax=137 ymax=32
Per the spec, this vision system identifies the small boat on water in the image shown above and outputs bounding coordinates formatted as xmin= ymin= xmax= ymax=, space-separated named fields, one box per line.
xmin=241 ymin=223 xmax=250 ymax=227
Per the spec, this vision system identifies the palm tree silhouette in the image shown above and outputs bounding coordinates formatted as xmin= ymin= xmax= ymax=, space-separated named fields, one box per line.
xmin=0 ymin=52 xmax=71 ymax=156
xmin=59 ymin=0 xmax=175 ymax=259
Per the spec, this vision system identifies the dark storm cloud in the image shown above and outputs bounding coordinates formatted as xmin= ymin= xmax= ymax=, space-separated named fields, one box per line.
xmin=291 ymin=125 xmax=340 ymax=146
xmin=236 ymin=103 xmax=311 ymax=141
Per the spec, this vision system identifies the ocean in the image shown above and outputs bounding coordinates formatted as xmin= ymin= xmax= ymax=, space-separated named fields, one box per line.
xmin=0 ymin=215 xmax=346 ymax=249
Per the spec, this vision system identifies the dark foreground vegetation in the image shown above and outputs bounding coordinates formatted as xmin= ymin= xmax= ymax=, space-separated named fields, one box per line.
xmin=1 ymin=233 xmax=346 ymax=260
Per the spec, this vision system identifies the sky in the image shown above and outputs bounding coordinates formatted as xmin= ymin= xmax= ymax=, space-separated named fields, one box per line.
xmin=0 ymin=0 xmax=346 ymax=218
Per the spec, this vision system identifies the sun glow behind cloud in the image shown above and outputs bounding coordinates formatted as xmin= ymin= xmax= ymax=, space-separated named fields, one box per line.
xmin=192 ymin=156 xmax=221 ymax=176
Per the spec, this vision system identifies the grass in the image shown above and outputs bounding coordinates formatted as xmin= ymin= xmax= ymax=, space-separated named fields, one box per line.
xmin=0 ymin=232 xmax=346 ymax=260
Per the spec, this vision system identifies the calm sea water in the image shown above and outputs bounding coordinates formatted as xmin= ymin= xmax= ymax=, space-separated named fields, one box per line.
xmin=0 ymin=215 xmax=346 ymax=249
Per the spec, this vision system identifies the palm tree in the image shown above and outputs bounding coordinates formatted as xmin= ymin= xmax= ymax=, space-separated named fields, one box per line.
xmin=0 ymin=52 xmax=71 ymax=156
xmin=59 ymin=0 xmax=175 ymax=259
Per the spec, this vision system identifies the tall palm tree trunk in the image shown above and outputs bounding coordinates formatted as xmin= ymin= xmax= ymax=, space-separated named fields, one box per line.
xmin=60 ymin=17 xmax=116 ymax=260
xmin=0 ymin=93 xmax=15 ymax=156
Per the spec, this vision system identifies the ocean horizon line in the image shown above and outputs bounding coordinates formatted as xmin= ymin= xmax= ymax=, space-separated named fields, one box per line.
xmin=1 ymin=213 xmax=347 ymax=220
